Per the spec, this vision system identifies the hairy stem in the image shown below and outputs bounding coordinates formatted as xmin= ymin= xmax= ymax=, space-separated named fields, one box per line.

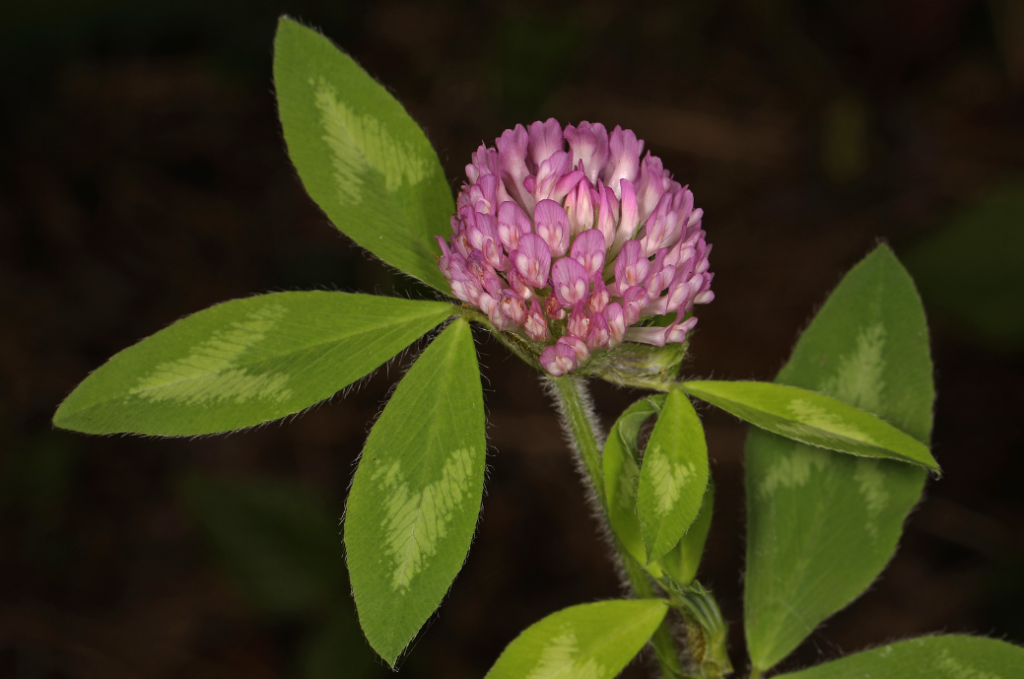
xmin=548 ymin=376 xmax=607 ymax=510
xmin=549 ymin=376 xmax=686 ymax=679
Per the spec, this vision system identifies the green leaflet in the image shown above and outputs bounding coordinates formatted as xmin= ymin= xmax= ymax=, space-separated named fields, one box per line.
xmin=744 ymin=245 xmax=933 ymax=672
xmin=603 ymin=394 xmax=665 ymax=567
xmin=274 ymin=18 xmax=454 ymax=291
xmin=344 ymin=319 xmax=485 ymax=667
xmin=181 ymin=475 xmax=344 ymax=616
xmin=658 ymin=479 xmax=714 ymax=585
xmin=484 ymin=600 xmax=668 ymax=679
xmin=53 ymin=292 xmax=453 ymax=436
xmin=637 ymin=389 xmax=710 ymax=563
xmin=775 ymin=635 xmax=1024 ymax=679
xmin=603 ymin=394 xmax=714 ymax=579
xmin=682 ymin=380 xmax=938 ymax=472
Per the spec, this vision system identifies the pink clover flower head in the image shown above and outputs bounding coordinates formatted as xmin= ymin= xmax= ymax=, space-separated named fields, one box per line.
xmin=438 ymin=119 xmax=714 ymax=376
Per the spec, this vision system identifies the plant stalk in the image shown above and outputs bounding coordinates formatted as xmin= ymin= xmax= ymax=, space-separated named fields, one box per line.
xmin=549 ymin=375 xmax=687 ymax=679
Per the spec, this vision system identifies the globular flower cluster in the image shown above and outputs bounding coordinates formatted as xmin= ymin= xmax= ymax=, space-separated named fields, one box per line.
xmin=437 ymin=119 xmax=714 ymax=377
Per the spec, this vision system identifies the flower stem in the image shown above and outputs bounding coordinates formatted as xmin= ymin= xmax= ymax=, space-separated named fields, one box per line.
xmin=549 ymin=375 xmax=607 ymax=509
xmin=549 ymin=375 xmax=687 ymax=679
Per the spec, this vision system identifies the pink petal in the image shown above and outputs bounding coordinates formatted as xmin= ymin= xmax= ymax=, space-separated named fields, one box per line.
xmin=558 ymin=336 xmax=591 ymax=362
xmin=614 ymin=240 xmax=650 ymax=292
xmin=602 ymin=126 xmax=643 ymax=197
xmin=622 ymin=286 xmax=650 ymax=326
xmin=497 ymin=200 xmax=532 ymax=251
xmin=586 ymin=312 xmax=611 ymax=349
xmin=564 ymin=121 xmax=610 ymax=185
xmin=610 ymin=178 xmax=640 ymax=258
xmin=565 ymin=179 xmax=595 ymax=236
xmin=511 ymin=232 xmax=552 ymax=289
xmin=604 ymin=303 xmax=626 ymax=344
xmin=623 ymin=325 xmax=669 ymax=347
xmin=570 ymin=229 xmax=607 ymax=277
xmin=524 ymin=298 xmax=549 ymax=341
xmin=567 ymin=301 xmax=592 ymax=339
xmin=551 ymin=257 xmax=590 ymax=308
xmin=586 ymin=275 xmax=610 ymax=314
xmin=540 ymin=342 xmax=578 ymax=376
xmin=533 ymin=199 xmax=571 ymax=257
xmin=528 ymin=118 xmax=565 ymax=168
xmin=496 ymin=124 xmax=533 ymax=212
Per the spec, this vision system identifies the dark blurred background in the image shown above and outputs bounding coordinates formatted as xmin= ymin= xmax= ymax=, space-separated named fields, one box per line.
xmin=2 ymin=1 xmax=1023 ymax=677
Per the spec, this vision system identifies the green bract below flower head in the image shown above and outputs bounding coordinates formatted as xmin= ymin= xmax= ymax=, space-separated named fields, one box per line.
xmin=436 ymin=119 xmax=714 ymax=379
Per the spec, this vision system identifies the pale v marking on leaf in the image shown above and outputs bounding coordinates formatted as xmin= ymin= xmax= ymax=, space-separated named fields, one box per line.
xmin=783 ymin=398 xmax=877 ymax=445
xmin=313 ymin=76 xmax=429 ymax=206
xmin=130 ymin=304 xmax=292 ymax=405
xmin=821 ymin=324 xmax=887 ymax=413
xmin=824 ymin=324 xmax=890 ymax=534
xmin=761 ymin=326 xmax=892 ymax=527
xmin=525 ymin=627 xmax=605 ymax=679
xmin=647 ymin=447 xmax=697 ymax=517
xmin=759 ymin=443 xmax=828 ymax=498
xmin=374 ymin=447 xmax=475 ymax=592
xmin=853 ymin=459 xmax=889 ymax=539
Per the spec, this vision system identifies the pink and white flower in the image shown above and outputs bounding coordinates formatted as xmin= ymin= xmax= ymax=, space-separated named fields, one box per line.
xmin=438 ymin=119 xmax=714 ymax=376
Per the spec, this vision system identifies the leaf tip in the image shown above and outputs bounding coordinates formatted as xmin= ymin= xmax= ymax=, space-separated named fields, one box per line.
xmin=274 ymin=14 xmax=303 ymax=40
xmin=51 ymin=395 xmax=88 ymax=434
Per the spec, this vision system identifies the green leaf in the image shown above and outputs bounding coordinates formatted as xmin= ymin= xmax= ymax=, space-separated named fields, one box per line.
xmin=775 ymin=635 xmax=1024 ymax=679
xmin=637 ymin=389 xmax=710 ymax=563
xmin=744 ymin=244 xmax=934 ymax=672
xmin=344 ymin=319 xmax=485 ymax=666
xmin=658 ymin=479 xmax=714 ymax=585
xmin=274 ymin=17 xmax=454 ymax=291
xmin=54 ymin=292 xmax=453 ymax=436
xmin=181 ymin=475 xmax=343 ymax=615
xmin=603 ymin=394 xmax=665 ymax=567
xmin=682 ymin=380 xmax=938 ymax=472
xmin=484 ymin=600 xmax=669 ymax=679
xmin=904 ymin=181 xmax=1024 ymax=350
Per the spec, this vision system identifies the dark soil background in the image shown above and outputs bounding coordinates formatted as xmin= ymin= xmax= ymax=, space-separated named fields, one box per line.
xmin=2 ymin=1 xmax=1023 ymax=678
